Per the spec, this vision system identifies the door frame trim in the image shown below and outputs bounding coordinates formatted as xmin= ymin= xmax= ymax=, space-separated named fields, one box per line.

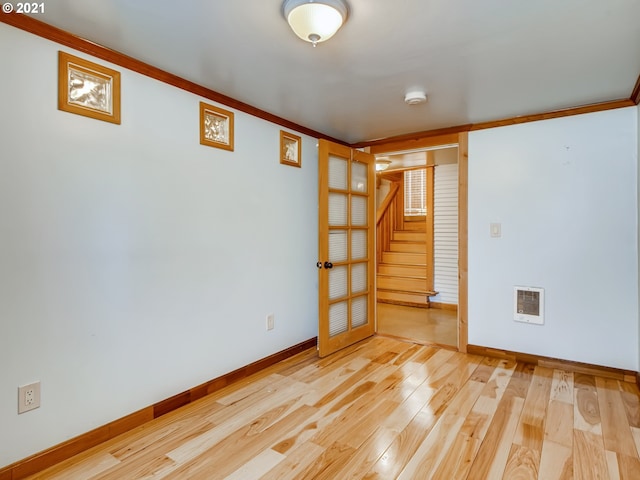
xmin=368 ymin=132 xmax=468 ymax=352
xmin=457 ymin=132 xmax=468 ymax=353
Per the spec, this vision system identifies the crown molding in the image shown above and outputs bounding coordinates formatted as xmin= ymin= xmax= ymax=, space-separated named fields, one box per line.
xmin=1 ymin=12 xmax=637 ymax=151
xmin=0 ymin=12 xmax=347 ymax=145
xmin=356 ymin=99 xmax=634 ymax=150
xmin=631 ymin=73 xmax=640 ymax=105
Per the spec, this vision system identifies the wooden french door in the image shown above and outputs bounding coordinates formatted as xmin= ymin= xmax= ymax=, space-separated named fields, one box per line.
xmin=317 ymin=139 xmax=376 ymax=357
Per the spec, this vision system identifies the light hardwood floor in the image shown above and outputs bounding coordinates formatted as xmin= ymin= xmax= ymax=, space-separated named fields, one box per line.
xmin=377 ymin=302 xmax=457 ymax=348
xmin=26 ymin=336 xmax=640 ymax=479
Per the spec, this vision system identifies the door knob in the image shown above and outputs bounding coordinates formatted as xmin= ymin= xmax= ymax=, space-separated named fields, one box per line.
xmin=316 ymin=262 xmax=323 ymax=269
xmin=324 ymin=261 xmax=333 ymax=269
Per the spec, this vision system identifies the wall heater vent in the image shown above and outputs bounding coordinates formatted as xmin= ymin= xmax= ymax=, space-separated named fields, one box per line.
xmin=513 ymin=286 xmax=544 ymax=325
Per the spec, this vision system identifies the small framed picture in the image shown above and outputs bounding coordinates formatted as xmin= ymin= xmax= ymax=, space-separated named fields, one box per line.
xmin=280 ymin=130 xmax=301 ymax=167
xmin=58 ymin=51 xmax=121 ymax=124
xmin=200 ymin=102 xmax=234 ymax=151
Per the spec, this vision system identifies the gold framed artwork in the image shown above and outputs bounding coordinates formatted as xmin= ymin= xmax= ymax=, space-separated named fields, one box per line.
xmin=58 ymin=51 xmax=121 ymax=124
xmin=280 ymin=130 xmax=301 ymax=167
xmin=200 ymin=102 xmax=234 ymax=151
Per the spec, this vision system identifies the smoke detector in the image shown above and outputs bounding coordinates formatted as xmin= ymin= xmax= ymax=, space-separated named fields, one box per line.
xmin=404 ymin=90 xmax=427 ymax=105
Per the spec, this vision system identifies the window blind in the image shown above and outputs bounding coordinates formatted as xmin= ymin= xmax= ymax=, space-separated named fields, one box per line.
xmin=404 ymin=169 xmax=426 ymax=216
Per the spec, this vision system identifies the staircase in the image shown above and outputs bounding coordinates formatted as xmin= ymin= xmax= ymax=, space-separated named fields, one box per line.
xmin=377 ymin=220 xmax=437 ymax=307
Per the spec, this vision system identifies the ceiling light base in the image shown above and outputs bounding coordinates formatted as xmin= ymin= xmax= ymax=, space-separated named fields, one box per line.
xmin=405 ymin=91 xmax=427 ymax=105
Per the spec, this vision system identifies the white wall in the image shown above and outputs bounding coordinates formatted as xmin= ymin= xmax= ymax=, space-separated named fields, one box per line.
xmin=0 ymin=24 xmax=318 ymax=467
xmin=468 ymin=107 xmax=638 ymax=370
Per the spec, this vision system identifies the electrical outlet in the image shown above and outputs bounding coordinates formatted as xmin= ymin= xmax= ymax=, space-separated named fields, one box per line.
xmin=266 ymin=313 xmax=275 ymax=331
xmin=18 ymin=381 xmax=41 ymax=414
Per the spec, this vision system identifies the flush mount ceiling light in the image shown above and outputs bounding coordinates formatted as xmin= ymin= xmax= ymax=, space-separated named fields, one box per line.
xmin=375 ymin=157 xmax=392 ymax=171
xmin=405 ymin=90 xmax=427 ymax=105
xmin=283 ymin=0 xmax=348 ymax=47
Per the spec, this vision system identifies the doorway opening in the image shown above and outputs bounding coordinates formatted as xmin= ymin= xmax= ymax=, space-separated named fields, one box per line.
xmin=375 ymin=144 xmax=460 ymax=348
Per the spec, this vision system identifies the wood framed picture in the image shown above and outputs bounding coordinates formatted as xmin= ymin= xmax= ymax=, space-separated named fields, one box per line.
xmin=58 ymin=51 xmax=121 ymax=124
xmin=200 ymin=102 xmax=234 ymax=151
xmin=280 ymin=130 xmax=301 ymax=167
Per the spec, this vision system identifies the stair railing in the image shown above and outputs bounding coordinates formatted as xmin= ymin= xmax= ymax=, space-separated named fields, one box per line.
xmin=376 ymin=182 xmax=400 ymax=268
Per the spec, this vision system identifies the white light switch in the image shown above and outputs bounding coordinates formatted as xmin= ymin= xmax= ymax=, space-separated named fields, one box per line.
xmin=490 ymin=223 xmax=501 ymax=238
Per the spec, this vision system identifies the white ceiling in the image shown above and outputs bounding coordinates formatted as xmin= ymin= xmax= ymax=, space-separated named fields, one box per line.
xmin=26 ymin=0 xmax=640 ymax=144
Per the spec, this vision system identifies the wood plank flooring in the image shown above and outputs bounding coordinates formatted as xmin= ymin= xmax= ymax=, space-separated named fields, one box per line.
xmin=25 ymin=336 xmax=640 ymax=479
xmin=377 ymin=302 xmax=457 ymax=347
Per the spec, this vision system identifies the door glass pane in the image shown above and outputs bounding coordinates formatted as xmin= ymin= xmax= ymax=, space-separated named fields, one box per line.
xmin=329 ymin=230 xmax=348 ymax=263
xmin=329 ymin=155 xmax=348 ymax=190
xmin=329 ymin=301 xmax=348 ymax=337
xmin=352 ymin=296 xmax=367 ymax=328
xmin=351 ymin=162 xmax=367 ymax=192
xmin=351 ymin=263 xmax=367 ymax=294
xmin=351 ymin=195 xmax=367 ymax=226
xmin=329 ymin=265 xmax=348 ymax=300
xmin=351 ymin=230 xmax=367 ymax=260
xmin=329 ymin=193 xmax=348 ymax=226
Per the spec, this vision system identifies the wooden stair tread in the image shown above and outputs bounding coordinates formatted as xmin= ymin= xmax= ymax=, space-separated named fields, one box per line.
xmin=378 ymin=262 xmax=425 ymax=266
xmin=378 ymin=263 xmax=426 ymax=272
xmin=389 ymin=241 xmax=425 ymax=244
xmin=382 ymin=252 xmax=425 ymax=257
xmin=381 ymin=253 xmax=426 ymax=266
xmin=378 ymin=210 xmax=431 ymax=306
xmin=377 ymin=298 xmax=430 ymax=308
xmin=388 ymin=243 xmax=426 ymax=253
xmin=402 ymin=222 xmax=426 ymax=231
xmin=377 ymin=273 xmax=427 ymax=280
xmin=376 ymin=289 xmax=437 ymax=308
xmin=377 ymin=275 xmax=429 ymax=293
xmin=377 ymin=288 xmax=438 ymax=296
xmin=378 ymin=218 xmax=431 ymax=305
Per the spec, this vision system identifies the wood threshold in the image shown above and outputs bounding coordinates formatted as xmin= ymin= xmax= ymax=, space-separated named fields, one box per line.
xmin=0 ymin=13 xmax=346 ymax=146
xmin=0 ymin=338 xmax=317 ymax=479
xmin=467 ymin=344 xmax=637 ymax=384
xmin=375 ymin=332 xmax=459 ymax=351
